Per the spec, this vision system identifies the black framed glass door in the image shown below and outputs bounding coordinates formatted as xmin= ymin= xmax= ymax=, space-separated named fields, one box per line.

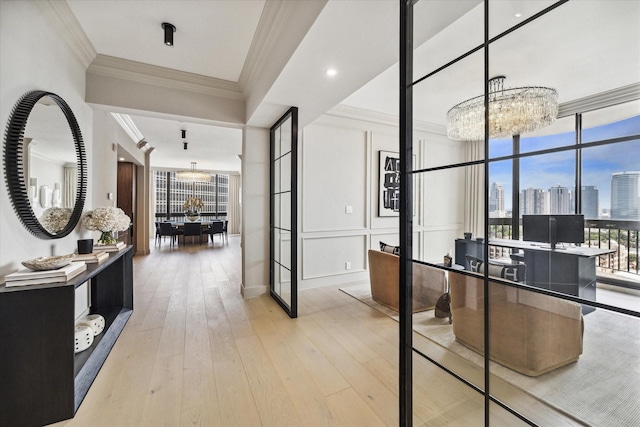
xmin=270 ymin=107 xmax=298 ymax=318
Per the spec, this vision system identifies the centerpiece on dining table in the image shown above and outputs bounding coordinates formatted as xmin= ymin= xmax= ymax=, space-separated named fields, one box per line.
xmin=183 ymin=196 xmax=204 ymax=222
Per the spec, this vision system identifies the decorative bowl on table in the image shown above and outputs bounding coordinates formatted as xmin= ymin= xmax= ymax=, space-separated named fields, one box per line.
xmin=21 ymin=253 xmax=76 ymax=271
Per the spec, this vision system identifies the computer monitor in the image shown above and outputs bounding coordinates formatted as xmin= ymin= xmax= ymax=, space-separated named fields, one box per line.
xmin=522 ymin=215 xmax=553 ymax=245
xmin=522 ymin=214 xmax=585 ymax=249
xmin=555 ymin=214 xmax=585 ymax=244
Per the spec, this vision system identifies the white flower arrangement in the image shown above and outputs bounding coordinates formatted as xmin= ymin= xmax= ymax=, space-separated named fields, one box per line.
xmin=82 ymin=206 xmax=131 ymax=244
xmin=183 ymin=197 xmax=204 ymax=215
xmin=40 ymin=207 xmax=73 ymax=234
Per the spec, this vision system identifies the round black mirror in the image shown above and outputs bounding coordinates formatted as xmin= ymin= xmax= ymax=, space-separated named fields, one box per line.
xmin=3 ymin=90 xmax=87 ymax=239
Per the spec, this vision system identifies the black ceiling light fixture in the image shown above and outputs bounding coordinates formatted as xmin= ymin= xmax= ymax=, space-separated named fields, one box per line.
xmin=181 ymin=129 xmax=187 ymax=150
xmin=162 ymin=22 xmax=176 ymax=47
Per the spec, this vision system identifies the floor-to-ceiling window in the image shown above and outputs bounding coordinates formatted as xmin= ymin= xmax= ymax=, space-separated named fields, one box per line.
xmin=152 ymin=170 xmax=229 ymax=220
xmin=402 ymin=1 xmax=639 ymax=425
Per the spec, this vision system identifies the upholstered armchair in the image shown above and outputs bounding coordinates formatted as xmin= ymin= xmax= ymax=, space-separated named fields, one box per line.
xmin=367 ymin=249 xmax=446 ymax=312
xmin=449 ymin=270 xmax=584 ymax=376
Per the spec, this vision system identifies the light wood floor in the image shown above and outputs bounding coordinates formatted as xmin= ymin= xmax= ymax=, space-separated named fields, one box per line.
xmin=51 ymin=236 xmax=568 ymax=427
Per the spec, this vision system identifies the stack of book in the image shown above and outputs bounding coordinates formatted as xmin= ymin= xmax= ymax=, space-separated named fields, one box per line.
xmin=74 ymin=251 xmax=109 ymax=264
xmin=4 ymin=261 xmax=87 ymax=287
xmin=94 ymin=241 xmax=126 ymax=253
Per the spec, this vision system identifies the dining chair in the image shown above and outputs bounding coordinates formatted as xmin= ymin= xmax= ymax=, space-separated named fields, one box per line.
xmin=203 ymin=220 xmax=224 ymax=244
xmin=183 ymin=222 xmax=203 ymax=245
xmin=158 ymin=222 xmax=182 ymax=247
xmin=154 ymin=222 xmax=161 ymax=246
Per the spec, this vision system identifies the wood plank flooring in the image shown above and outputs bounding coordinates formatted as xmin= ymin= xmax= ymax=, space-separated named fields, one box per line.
xmin=50 ymin=236 xmax=565 ymax=426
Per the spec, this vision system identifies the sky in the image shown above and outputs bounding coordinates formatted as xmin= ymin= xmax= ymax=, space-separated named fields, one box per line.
xmin=488 ymin=115 xmax=640 ymax=211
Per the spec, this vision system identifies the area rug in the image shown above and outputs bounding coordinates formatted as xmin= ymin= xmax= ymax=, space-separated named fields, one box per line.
xmin=340 ymin=283 xmax=640 ymax=427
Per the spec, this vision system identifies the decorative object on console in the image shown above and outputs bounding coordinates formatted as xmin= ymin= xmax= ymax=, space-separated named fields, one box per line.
xmin=6 ymin=261 xmax=86 ymax=287
xmin=74 ymin=250 xmax=109 ymax=264
xmin=76 ymin=314 xmax=105 ymax=336
xmin=82 ymin=206 xmax=131 ymax=245
xmin=74 ymin=325 xmax=94 ymax=353
xmin=446 ymin=75 xmax=558 ymax=141
xmin=93 ymin=241 xmax=126 ymax=253
xmin=464 ymin=232 xmax=472 ymax=240
xmin=77 ymin=238 xmax=94 ymax=254
xmin=21 ymin=253 xmax=76 ymax=271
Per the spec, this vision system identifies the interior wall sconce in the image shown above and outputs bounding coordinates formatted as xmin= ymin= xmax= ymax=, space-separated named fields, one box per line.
xmin=162 ymin=22 xmax=176 ymax=47
xmin=53 ymin=183 xmax=62 ymax=208
xmin=183 ymin=142 xmax=188 ymax=150
xmin=182 ymin=129 xmax=187 ymax=150
xmin=136 ymin=138 xmax=148 ymax=149
xmin=39 ymin=185 xmax=52 ymax=209
xmin=29 ymin=178 xmax=38 ymax=201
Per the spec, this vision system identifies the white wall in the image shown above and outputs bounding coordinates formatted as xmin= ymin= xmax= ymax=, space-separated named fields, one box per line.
xmin=0 ymin=1 xmax=94 ymax=278
xmin=241 ymin=126 xmax=270 ymax=297
xmin=300 ymin=112 xmax=465 ymax=289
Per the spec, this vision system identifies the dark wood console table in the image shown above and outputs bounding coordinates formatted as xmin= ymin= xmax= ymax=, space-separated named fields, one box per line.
xmin=0 ymin=246 xmax=133 ymax=427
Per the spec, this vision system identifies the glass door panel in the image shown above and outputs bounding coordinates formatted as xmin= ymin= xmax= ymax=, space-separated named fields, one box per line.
xmin=270 ymin=107 xmax=298 ymax=318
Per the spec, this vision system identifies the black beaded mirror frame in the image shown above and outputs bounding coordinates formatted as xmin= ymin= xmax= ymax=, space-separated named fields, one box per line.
xmin=3 ymin=90 xmax=87 ymax=239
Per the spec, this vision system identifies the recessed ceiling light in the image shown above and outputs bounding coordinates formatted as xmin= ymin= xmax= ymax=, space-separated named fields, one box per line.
xmin=514 ymin=13 xmax=523 ymax=18
xmin=118 ymin=157 xmax=125 ymax=161
xmin=326 ymin=68 xmax=338 ymax=77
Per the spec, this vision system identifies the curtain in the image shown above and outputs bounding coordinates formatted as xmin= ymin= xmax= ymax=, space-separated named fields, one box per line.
xmin=464 ymin=140 xmax=485 ymax=238
xmin=228 ymin=174 xmax=241 ymax=234
xmin=63 ymin=166 xmax=76 ymax=208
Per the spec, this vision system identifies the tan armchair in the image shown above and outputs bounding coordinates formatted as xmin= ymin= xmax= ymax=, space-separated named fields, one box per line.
xmin=367 ymin=250 xmax=446 ymax=312
xmin=449 ymin=271 xmax=584 ymax=376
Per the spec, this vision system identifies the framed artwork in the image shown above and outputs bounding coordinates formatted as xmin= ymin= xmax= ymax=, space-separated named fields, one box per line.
xmin=378 ymin=150 xmax=416 ymax=217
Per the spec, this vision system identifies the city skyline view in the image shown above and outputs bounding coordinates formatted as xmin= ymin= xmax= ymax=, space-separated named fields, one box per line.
xmin=488 ymin=114 xmax=640 ymax=218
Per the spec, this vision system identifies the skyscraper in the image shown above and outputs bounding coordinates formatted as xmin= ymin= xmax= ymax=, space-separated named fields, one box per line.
xmin=489 ymin=182 xmax=505 ymax=217
xmin=581 ymin=185 xmax=599 ymax=219
xmin=549 ymin=185 xmax=572 ymax=214
xmin=611 ymin=172 xmax=640 ymax=220
xmin=520 ymin=187 xmax=549 ymax=216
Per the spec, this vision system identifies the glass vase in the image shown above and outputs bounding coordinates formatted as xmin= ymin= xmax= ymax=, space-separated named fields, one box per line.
xmin=98 ymin=231 xmax=116 ymax=245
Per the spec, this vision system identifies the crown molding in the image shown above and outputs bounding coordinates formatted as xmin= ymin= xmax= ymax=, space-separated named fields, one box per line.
xmin=558 ymin=83 xmax=640 ymax=118
xmin=238 ymin=1 xmax=295 ymax=95
xmin=87 ymin=55 xmax=244 ymax=100
xmin=326 ymin=104 xmax=447 ymax=135
xmin=36 ymin=0 xmax=97 ymax=68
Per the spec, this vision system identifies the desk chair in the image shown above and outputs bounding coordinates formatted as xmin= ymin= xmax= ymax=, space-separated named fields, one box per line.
xmin=183 ymin=222 xmax=203 ymax=245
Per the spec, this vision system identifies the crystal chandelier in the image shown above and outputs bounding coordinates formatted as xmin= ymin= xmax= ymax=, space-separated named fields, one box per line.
xmin=446 ymin=76 xmax=559 ymax=141
xmin=176 ymin=162 xmax=211 ymax=182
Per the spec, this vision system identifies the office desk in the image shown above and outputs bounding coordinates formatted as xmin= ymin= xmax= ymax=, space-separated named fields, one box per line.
xmin=455 ymin=238 xmax=615 ymax=314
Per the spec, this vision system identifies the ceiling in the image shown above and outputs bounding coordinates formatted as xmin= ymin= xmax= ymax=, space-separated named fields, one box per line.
xmin=343 ymin=0 xmax=640 ymax=135
xmin=67 ymin=0 xmax=265 ymax=83
xmin=65 ymin=0 xmax=639 ymax=172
